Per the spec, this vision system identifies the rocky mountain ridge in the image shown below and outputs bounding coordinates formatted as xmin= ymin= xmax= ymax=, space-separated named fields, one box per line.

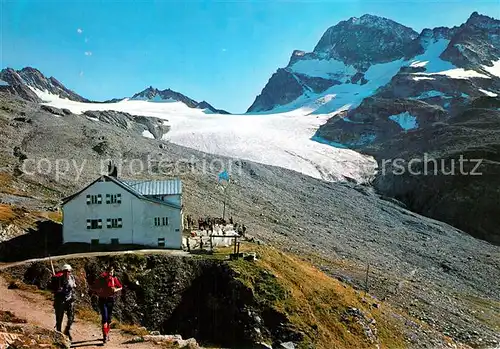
xmin=306 ymin=13 xmax=500 ymax=244
xmin=131 ymin=86 xmax=229 ymax=113
xmin=313 ymin=14 xmax=419 ymax=68
xmin=245 ymin=11 xmax=500 ymax=245
xmin=0 ymin=67 xmax=229 ymax=114
xmin=248 ymin=12 xmax=499 ymax=113
xmin=0 ymin=67 xmax=88 ymax=103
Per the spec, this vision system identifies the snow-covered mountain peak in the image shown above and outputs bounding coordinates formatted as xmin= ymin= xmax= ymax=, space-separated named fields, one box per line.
xmin=131 ymin=86 xmax=196 ymax=105
xmin=0 ymin=67 xmax=230 ymax=114
xmin=130 ymin=86 xmax=229 ymax=114
xmin=0 ymin=67 xmax=88 ymax=102
xmin=248 ymin=12 xmax=499 ymax=114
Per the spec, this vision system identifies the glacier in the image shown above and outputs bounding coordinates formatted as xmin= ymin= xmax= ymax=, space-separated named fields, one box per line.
xmin=482 ymin=59 xmax=500 ymax=78
xmin=32 ymin=89 xmax=377 ymax=183
xmin=389 ymin=112 xmax=419 ymax=131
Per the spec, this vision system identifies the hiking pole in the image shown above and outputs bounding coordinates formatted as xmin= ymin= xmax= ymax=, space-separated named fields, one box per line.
xmin=49 ymin=255 xmax=55 ymax=275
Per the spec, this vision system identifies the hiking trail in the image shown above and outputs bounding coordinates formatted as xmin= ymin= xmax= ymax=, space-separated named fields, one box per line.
xmin=0 ymin=275 xmax=153 ymax=349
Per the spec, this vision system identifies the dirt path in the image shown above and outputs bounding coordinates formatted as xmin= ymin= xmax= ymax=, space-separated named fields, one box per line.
xmin=0 ymin=276 xmax=152 ymax=348
xmin=0 ymin=249 xmax=189 ymax=271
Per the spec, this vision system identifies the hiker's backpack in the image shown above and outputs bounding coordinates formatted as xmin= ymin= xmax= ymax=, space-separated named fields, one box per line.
xmin=49 ymin=273 xmax=63 ymax=293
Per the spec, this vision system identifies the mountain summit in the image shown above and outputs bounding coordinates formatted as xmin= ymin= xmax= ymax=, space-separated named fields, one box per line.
xmin=313 ymin=14 xmax=419 ymax=67
xmin=248 ymin=12 xmax=499 ymax=113
xmin=0 ymin=67 xmax=88 ymax=103
xmin=131 ymin=86 xmax=229 ymax=114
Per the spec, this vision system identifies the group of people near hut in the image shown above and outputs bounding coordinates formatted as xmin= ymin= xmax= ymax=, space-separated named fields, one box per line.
xmin=185 ymin=215 xmax=231 ymax=231
xmin=185 ymin=214 xmax=247 ymax=237
xmin=49 ymin=263 xmax=122 ymax=344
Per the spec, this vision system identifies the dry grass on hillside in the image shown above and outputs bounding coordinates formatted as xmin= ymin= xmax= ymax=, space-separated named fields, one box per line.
xmin=0 ymin=172 xmax=29 ymax=198
xmin=0 ymin=202 xmax=62 ymax=229
xmin=36 ymin=210 xmax=63 ymax=223
xmin=226 ymin=244 xmax=407 ymax=349
xmin=0 ymin=204 xmax=38 ymax=230
xmin=114 ymin=323 xmax=150 ymax=336
xmin=0 ymin=171 xmax=62 ymax=225
xmin=0 ymin=310 xmax=27 ymax=324
xmin=459 ymin=294 xmax=500 ymax=331
xmin=0 ymin=172 xmax=13 ymax=188
xmin=0 ymin=203 xmax=16 ymax=222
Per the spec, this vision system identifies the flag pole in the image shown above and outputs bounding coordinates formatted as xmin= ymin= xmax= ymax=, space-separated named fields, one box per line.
xmin=223 ymin=188 xmax=226 ymax=220
xmin=222 ymin=182 xmax=229 ymax=220
xmin=218 ymin=171 xmax=230 ymax=221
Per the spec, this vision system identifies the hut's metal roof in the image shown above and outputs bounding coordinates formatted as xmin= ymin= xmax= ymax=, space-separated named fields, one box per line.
xmin=62 ymin=175 xmax=182 ymax=209
xmin=121 ymin=179 xmax=182 ymax=196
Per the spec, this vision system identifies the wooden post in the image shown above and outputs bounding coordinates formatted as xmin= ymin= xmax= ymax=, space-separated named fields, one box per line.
xmin=364 ymin=264 xmax=370 ymax=294
xmin=237 ymin=242 xmax=240 ymax=255
xmin=222 ymin=181 xmax=231 ymax=221
xmin=233 ymin=236 xmax=238 ymax=255
xmin=222 ymin=186 xmax=227 ymax=220
xmin=210 ymin=234 xmax=213 ymax=250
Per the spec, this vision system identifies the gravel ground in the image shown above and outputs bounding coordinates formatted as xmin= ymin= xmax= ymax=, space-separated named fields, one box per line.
xmin=0 ymin=93 xmax=499 ymax=348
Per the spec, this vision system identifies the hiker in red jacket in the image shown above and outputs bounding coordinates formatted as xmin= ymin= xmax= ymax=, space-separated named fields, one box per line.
xmin=91 ymin=266 xmax=122 ymax=343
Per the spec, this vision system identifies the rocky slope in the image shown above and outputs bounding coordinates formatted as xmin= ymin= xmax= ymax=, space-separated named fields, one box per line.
xmin=366 ymin=97 xmax=500 ymax=245
xmin=310 ymin=13 xmax=500 ymax=244
xmin=0 ymin=93 xmax=499 ymax=347
xmin=83 ymin=110 xmax=170 ymax=140
xmin=248 ymin=12 xmax=500 ymax=244
xmin=0 ymin=67 xmax=88 ymax=103
xmin=0 ymin=247 xmax=475 ymax=349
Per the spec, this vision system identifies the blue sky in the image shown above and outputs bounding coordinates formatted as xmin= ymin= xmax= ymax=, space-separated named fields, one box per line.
xmin=1 ymin=0 xmax=499 ymax=113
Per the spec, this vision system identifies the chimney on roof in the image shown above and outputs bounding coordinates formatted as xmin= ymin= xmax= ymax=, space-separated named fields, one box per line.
xmin=108 ymin=161 xmax=118 ymax=178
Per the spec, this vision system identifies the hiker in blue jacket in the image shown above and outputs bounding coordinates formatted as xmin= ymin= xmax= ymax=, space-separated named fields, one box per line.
xmin=50 ymin=264 xmax=76 ymax=341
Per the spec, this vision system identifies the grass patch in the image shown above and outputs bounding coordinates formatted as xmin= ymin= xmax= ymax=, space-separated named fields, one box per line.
xmin=459 ymin=294 xmax=500 ymax=330
xmin=0 ymin=203 xmax=39 ymax=230
xmin=5 ymin=276 xmax=39 ymax=293
xmin=0 ymin=203 xmax=17 ymax=222
xmin=0 ymin=310 xmax=27 ymax=323
xmin=0 ymin=202 xmax=62 ymax=233
xmin=0 ymin=172 xmax=32 ymax=198
xmin=2 ymin=272 xmax=54 ymax=300
xmin=224 ymin=244 xmax=407 ymax=349
xmin=75 ymin=305 xmax=100 ymax=323
xmin=36 ymin=210 xmax=63 ymax=223
xmin=114 ymin=323 xmax=149 ymax=336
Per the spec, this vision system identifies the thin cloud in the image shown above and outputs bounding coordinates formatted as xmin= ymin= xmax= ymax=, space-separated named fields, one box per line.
xmin=84 ymin=37 xmax=89 ymax=43
xmin=221 ymin=48 xmax=227 ymax=52
xmin=84 ymin=51 xmax=92 ymax=56
xmin=77 ymin=28 xmax=83 ymax=34
xmin=79 ymin=71 xmax=84 ymax=77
